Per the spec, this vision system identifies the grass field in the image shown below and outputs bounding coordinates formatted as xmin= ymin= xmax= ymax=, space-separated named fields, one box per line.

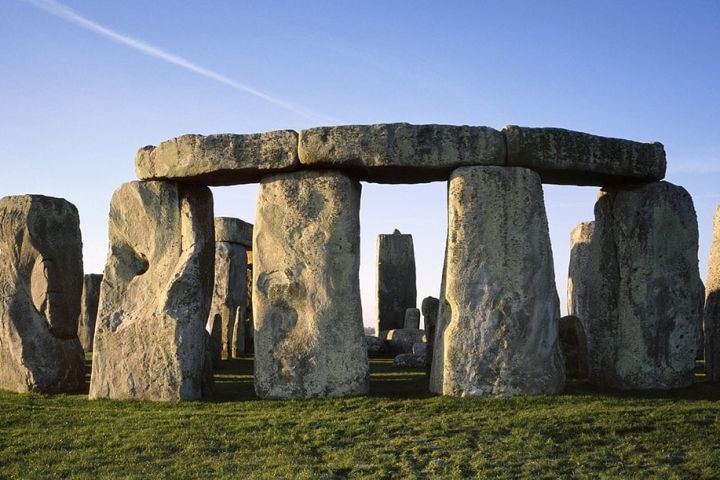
xmin=1 ymin=356 xmax=719 ymax=479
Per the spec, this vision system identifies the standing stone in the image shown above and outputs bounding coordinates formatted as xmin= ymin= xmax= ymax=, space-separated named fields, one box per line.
xmin=403 ymin=308 xmax=421 ymax=329
xmin=559 ymin=315 xmax=589 ymax=378
xmin=587 ymin=181 xmax=704 ymax=389
xmin=422 ymin=296 xmax=440 ymax=375
xmin=705 ymin=205 xmax=720 ymax=382
xmin=253 ymin=170 xmax=369 ymax=399
xmin=0 ymin=195 xmax=85 ymax=393
xmin=78 ymin=273 xmax=102 ymax=352
xmin=567 ymin=222 xmax=595 ymax=324
xmin=89 ymin=181 xmax=214 ymax=401
xmin=207 ymin=217 xmax=248 ymax=361
xmin=430 ymin=166 xmax=565 ymax=397
xmin=376 ymin=230 xmax=417 ymax=333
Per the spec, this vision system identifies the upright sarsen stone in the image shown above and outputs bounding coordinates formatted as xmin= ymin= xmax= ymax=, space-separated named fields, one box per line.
xmin=0 ymin=195 xmax=85 ymax=393
xmin=78 ymin=273 xmax=102 ymax=352
xmin=253 ymin=170 xmax=369 ymax=398
xmin=89 ymin=181 xmax=214 ymax=401
xmin=430 ymin=166 xmax=565 ymax=397
xmin=588 ymin=182 xmax=703 ymax=389
xmin=376 ymin=230 xmax=417 ymax=333
xmin=705 ymin=206 xmax=720 ymax=382
xmin=567 ymin=222 xmax=594 ymax=323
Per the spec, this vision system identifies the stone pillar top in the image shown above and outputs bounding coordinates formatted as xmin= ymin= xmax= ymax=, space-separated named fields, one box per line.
xmin=214 ymin=217 xmax=253 ymax=248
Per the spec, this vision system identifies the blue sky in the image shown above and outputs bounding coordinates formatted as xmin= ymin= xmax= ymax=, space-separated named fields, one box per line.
xmin=1 ymin=0 xmax=719 ymax=329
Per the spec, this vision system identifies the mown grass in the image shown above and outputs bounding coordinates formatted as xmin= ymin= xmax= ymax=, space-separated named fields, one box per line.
xmin=0 ymin=356 xmax=718 ymax=479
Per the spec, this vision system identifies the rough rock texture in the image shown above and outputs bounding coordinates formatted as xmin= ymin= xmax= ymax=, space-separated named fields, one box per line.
xmin=567 ymin=222 xmax=595 ymax=322
xmin=0 ymin=195 xmax=85 ymax=393
xmin=587 ymin=181 xmax=704 ymax=389
xmin=215 ymin=217 xmax=253 ymax=248
xmin=376 ymin=230 xmax=417 ymax=333
xmin=504 ymin=126 xmax=666 ymax=186
xmin=135 ymin=131 xmax=299 ymax=186
xmin=559 ymin=315 xmax=588 ymax=379
xmin=404 ymin=308 xmax=421 ymax=329
xmin=253 ymin=170 xmax=369 ymax=399
xmin=413 ymin=342 xmax=427 ymax=357
xmin=236 ymin=268 xmax=254 ymax=356
xmin=380 ymin=329 xmax=426 ymax=354
xmin=393 ymin=353 xmax=425 ymax=368
xmin=430 ymin=166 xmax=565 ymax=397
xmin=298 ymin=123 xmax=506 ymax=183
xmin=365 ymin=335 xmax=388 ymax=355
xmin=206 ymin=219 xmax=248 ymax=361
xmin=705 ymin=205 xmax=720 ymax=382
xmin=89 ymin=181 xmax=214 ymax=401
xmin=421 ymin=296 xmax=440 ymax=374
xmin=78 ymin=273 xmax=102 ymax=352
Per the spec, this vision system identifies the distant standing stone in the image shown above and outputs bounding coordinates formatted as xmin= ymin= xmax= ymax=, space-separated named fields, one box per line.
xmin=421 ymin=296 xmax=439 ymax=374
xmin=704 ymin=205 xmax=720 ymax=382
xmin=376 ymin=230 xmax=417 ymax=333
xmin=253 ymin=170 xmax=369 ymax=399
xmin=403 ymin=308 xmax=421 ymax=329
xmin=0 ymin=195 xmax=85 ymax=393
xmin=430 ymin=166 xmax=565 ymax=397
xmin=567 ymin=222 xmax=594 ymax=324
xmin=558 ymin=315 xmax=588 ymax=378
xmin=78 ymin=273 xmax=103 ymax=352
xmin=380 ymin=329 xmax=426 ymax=354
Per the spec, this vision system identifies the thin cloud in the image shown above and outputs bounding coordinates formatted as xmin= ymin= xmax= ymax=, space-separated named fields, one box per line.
xmin=22 ymin=0 xmax=338 ymax=124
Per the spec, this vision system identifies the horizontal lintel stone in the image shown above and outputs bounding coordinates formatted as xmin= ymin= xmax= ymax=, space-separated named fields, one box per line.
xmin=214 ymin=217 xmax=253 ymax=248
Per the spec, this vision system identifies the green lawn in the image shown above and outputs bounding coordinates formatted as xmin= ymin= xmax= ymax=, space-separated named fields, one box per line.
xmin=0 ymin=357 xmax=718 ymax=479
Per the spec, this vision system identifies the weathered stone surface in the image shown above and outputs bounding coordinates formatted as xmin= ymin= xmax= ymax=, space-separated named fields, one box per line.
xmin=376 ymin=230 xmax=417 ymax=333
xmin=559 ymin=315 xmax=588 ymax=378
xmin=504 ymin=126 xmax=666 ymax=186
xmin=89 ymin=181 xmax=214 ymax=401
xmin=380 ymin=329 xmax=426 ymax=354
xmin=430 ymin=166 xmax=565 ymax=397
xmin=403 ymin=308 xmax=421 ymax=329
xmin=298 ymin=123 xmax=506 ymax=183
xmin=365 ymin=335 xmax=388 ymax=355
xmin=587 ymin=181 xmax=703 ymax=389
xmin=206 ymin=229 xmax=248 ymax=361
xmin=214 ymin=217 xmax=253 ymax=248
xmin=135 ymin=131 xmax=299 ymax=186
xmin=393 ymin=353 xmax=425 ymax=368
xmin=567 ymin=221 xmax=595 ymax=322
xmin=253 ymin=170 xmax=369 ymax=398
xmin=421 ymin=296 xmax=439 ymax=374
xmin=0 ymin=195 xmax=85 ymax=393
xmin=705 ymin=205 xmax=720 ymax=382
xmin=78 ymin=274 xmax=102 ymax=352
xmin=413 ymin=342 xmax=427 ymax=357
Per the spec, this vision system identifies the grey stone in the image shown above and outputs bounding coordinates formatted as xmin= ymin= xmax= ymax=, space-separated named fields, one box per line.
xmin=376 ymin=230 xmax=417 ymax=333
xmin=135 ymin=131 xmax=299 ymax=186
xmin=705 ymin=205 xmax=720 ymax=382
xmin=214 ymin=217 xmax=253 ymax=248
xmin=78 ymin=273 xmax=102 ymax=352
xmin=380 ymin=329 xmax=426 ymax=354
xmin=559 ymin=315 xmax=588 ymax=379
xmin=413 ymin=342 xmax=427 ymax=357
xmin=298 ymin=123 xmax=506 ymax=183
xmin=430 ymin=166 xmax=565 ymax=397
xmin=421 ymin=296 xmax=439 ymax=374
xmin=504 ymin=126 xmax=666 ymax=186
xmin=0 ymin=195 xmax=85 ymax=393
xmin=587 ymin=181 xmax=704 ymax=389
xmin=365 ymin=335 xmax=388 ymax=355
xmin=206 ymin=230 xmax=248 ymax=361
xmin=403 ymin=308 xmax=421 ymax=329
xmin=567 ymin=221 xmax=595 ymax=323
xmin=253 ymin=170 xmax=369 ymax=399
xmin=89 ymin=181 xmax=214 ymax=401
xmin=393 ymin=353 xmax=425 ymax=368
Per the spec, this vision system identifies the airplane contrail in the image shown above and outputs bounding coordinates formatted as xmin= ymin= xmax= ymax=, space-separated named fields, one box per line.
xmin=22 ymin=0 xmax=337 ymax=124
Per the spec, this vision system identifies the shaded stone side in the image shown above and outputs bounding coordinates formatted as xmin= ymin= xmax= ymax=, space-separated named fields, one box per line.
xmin=253 ymin=170 xmax=369 ymax=399
xmin=430 ymin=166 xmax=565 ymax=397
xmin=504 ymin=126 xmax=666 ymax=186
xmin=299 ymin=123 xmax=506 ymax=183
xmin=704 ymin=205 xmax=720 ymax=382
xmin=89 ymin=181 xmax=214 ymax=401
xmin=421 ymin=296 xmax=439 ymax=375
xmin=587 ymin=181 xmax=703 ymax=389
xmin=0 ymin=195 xmax=85 ymax=393
xmin=78 ymin=273 xmax=103 ymax=352
xmin=567 ymin=221 xmax=595 ymax=323
xmin=376 ymin=230 xmax=417 ymax=332
xmin=135 ymin=131 xmax=299 ymax=186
